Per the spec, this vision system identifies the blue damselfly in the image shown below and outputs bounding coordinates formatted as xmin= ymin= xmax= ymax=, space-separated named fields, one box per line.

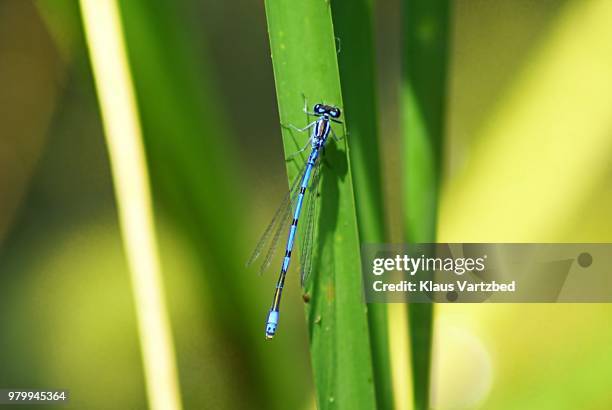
xmin=248 ymin=103 xmax=342 ymax=339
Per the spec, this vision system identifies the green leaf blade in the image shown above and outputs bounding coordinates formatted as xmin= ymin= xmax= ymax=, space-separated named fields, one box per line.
xmin=331 ymin=0 xmax=393 ymax=408
xmin=401 ymin=1 xmax=451 ymax=409
xmin=264 ymin=1 xmax=377 ymax=408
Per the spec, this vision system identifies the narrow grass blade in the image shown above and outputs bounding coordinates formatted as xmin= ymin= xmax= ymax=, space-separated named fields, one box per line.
xmin=401 ymin=1 xmax=451 ymax=409
xmin=113 ymin=1 xmax=285 ymax=407
xmin=330 ymin=1 xmax=393 ymax=408
xmin=264 ymin=1 xmax=377 ymax=408
xmin=79 ymin=1 xmax=182 ymax=409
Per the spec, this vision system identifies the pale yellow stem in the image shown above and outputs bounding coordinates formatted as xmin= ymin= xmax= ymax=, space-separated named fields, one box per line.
xmin=389 ymin=304 xmax=412 ymax=410
xmin=79 ymin=1 xmax=182 ymax=409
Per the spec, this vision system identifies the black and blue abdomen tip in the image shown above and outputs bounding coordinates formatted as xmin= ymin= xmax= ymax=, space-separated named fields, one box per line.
xmin=265 ymin=310 xmax=279 ymax=339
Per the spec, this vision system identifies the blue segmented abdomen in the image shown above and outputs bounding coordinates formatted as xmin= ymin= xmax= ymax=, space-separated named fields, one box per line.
xmin=284 ymin=149 xmax=319 ymax=268
xmin=265 ymin=309 xmax=279 ymax=339
xmin=265 ymin=148 xmax=320 ymax=339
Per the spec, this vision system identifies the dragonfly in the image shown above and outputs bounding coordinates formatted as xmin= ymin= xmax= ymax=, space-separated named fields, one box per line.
xmin=247 ymin=102 xmax=342 ymax=339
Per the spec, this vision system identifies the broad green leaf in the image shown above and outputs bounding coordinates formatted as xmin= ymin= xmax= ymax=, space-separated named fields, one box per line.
xmin=401 ymin=1 xmax=451 ymax=409
xmin=331 ymin=0 xmax=393 ymax=408
xmin=264 ymin=0 xmax=377 ymax=408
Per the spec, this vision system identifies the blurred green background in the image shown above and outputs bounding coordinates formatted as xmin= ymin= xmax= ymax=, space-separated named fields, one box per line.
xmin=1 ymin=0 xmax=611 ymax=409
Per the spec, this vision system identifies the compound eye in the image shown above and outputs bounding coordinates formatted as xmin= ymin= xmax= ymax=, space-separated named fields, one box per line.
xmin=331 ymin=108 xmax=341 ymax=118
xmin=313 ymin=104 xmax=323 ymax=113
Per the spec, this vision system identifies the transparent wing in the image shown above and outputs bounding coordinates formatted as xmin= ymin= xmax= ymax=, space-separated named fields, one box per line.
xmin=246 ymin=162 xmax=307 ymax=274
xmin=299 ymin=159 xmax=323 ymax=287
xmin=259 ymin=195 xmax=294 ymax=275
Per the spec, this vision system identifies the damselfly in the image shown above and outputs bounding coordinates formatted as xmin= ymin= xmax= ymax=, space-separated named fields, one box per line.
xmin=248 ymin=102 xmax=342 ymax=339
